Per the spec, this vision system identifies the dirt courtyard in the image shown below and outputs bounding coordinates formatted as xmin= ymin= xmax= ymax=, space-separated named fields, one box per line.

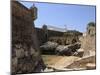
xmin=42 ymin=55 xmax=80 ymax=70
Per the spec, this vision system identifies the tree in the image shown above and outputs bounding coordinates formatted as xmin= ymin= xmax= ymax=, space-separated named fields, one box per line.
xmin=87 ymin=22 xmax=95 ymax=27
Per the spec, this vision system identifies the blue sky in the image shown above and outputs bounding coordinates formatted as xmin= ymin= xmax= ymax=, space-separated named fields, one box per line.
xmin=20 ymin=1 xmax=96 ymax=32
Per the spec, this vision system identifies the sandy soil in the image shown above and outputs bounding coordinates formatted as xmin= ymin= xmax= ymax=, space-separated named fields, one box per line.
xmin=42 ymin=55 xmax=80 ymax=70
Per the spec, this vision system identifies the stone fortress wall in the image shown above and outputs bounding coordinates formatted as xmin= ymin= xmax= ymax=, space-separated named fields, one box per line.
xmin=12 ymin=1 xmax=45 ymax=74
